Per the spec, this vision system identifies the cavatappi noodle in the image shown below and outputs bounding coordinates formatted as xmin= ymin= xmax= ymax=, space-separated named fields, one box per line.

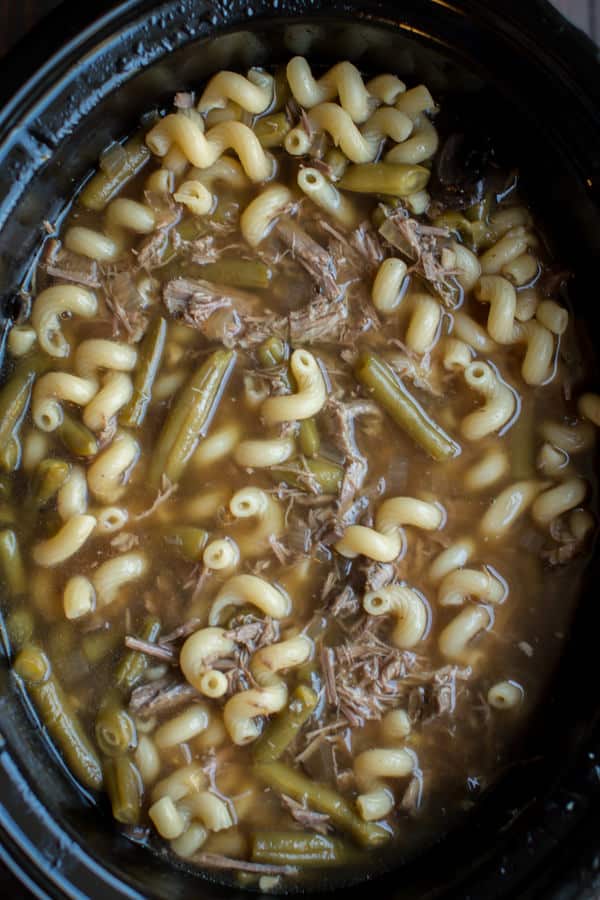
xmin=0 ymin=58 xmax=597 ymax=890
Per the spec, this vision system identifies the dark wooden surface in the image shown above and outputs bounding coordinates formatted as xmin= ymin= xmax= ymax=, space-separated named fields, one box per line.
xmin=0 ymin=0 xmax=596 ymax=896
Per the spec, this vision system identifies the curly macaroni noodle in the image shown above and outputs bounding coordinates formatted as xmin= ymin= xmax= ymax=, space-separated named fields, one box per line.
xmin=363 ymin=584 xmax=428 ymax=648
xmin=32 ymin=286 xmax=98 ymax=358
xmin=261 ymin=350 xmax=327 ymax=424
xmin=208 ymin=574 xmax=291 ymax=626
xmin=336 ymin=496 xmax=444 ymax=562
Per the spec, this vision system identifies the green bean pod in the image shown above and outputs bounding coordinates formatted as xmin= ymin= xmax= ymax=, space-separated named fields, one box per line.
xmin=103 ymin=756 xmax=143 ymax=825
xmin=253 ymin=685 xmax=318 ymax=763
xmin=79 ymin=133 xmax=151 ymax=211
xmin=271 ymin=457 xmax=343 ymax=495
xmin=32 ymin=458 xmax=71 ymax=507
xmin=95 ymin=692 xmax=138 ymax=757
xmin=0 ymin=354 xmax=48 ymax=455
xmin=299 ymin=418 xmax=321 ymax=458
xmin=251 ymin=831 xmax=361 ymax=867
xmin=13 ymin=644 xmax=103 ymax=791
xmin=114 ymin=617 xmax=161 ymax=694
xmin=0 ymin=436 xmax=20 ymax=472
xmin=254 ymin=112 xmax=292 ymax=149
xmin=149 ymin=349 xmax=236 ymax=486
xmin=57 ymin=413 xmax=99 ymax=458
xmin=5 ymin=608 xmax=34 ymax=653
xmin=355 ymin=351 xmax=460 ymax=462
xmin=258 ymin=337 xmax=289 ymax=370
xmin=0 ymin=529 xmax=26 ymax=597
xmin=339 ymin=163 xmax=430 ymax=198
xmin=120 ymin=317 xmax=167 ymax=428
xmin=195 ymin=258 xmax=273 ymax=290
xmin=82 ymin=628 xmax=122 ymax=666
xmin=161 ymin=525 xmax=208 ymax=562
xmin=253 ymin=761 xmax=389 ymax=848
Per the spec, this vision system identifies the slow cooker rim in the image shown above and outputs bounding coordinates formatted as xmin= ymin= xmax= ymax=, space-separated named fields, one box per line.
xmin=0 ymin=2 xmax=599 ymax=899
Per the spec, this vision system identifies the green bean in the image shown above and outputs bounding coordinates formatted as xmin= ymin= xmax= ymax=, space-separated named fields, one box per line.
xmin=149 ymin=349 xmax=236 ymax=486
xmin=14 ymin=644 xmax=103 ymax=791
xmin=355 ymin=351 xmax=459 ymax=462
xmin=270 ymin=66 xmax=291 ymax=113
xmin=95 ymin=692 xmax=137 ymax=757
xmin=0 ymin=436 xmax=20 ymax=472
xmin=271 ymin=457 xmax=343 ymax=495
xmin=0 ymin=529 xmax=26 ymax=597
xmin=82 ymin=628 xmax=122 ymax=666
xmin=0 ymin=354 xmax=48 ymax=454
xmin=299 ymin=418 xmax=321 ymax=458
xmin=32 ymin=458 xmax=71 ymax=507
xmin=57 ymin=413 xmax=99 ymax=458
xmin=339 ymin=162 xmax=430 ymax=197
xmin=114 ymin=617 xmax=161 ymax=694
xmin=432 ymin=212 xmax=493 ymax=251
xmin=253 ymin=761 xmax=389 ymax=848
xmin=258 ymin=337 xmax=289 ymax=370
xmin=161 ymin=525 xmax=208 ymax=562
xmin=251 ymin=831 xmax=361 ymax=867
xmin=103 ymin=756 xmax=143 ymax=825
xmin=48 ymin=622 xmax=89 ymax=685
xmin=195 ymin=258 xmax=272 ymax=290
xmin=510 ymin=401 xmax=535 ymax=479
xmin=253 ymin=685 xmax=318 ymax=763
xmin=79 ymin=133 xmax=151 ymax=211
xmin=254 ymin=112 xmax=291 ymax=149
xmin=120 ymin=317 xmax=167 ymax=428
xmin=6 ymin=608 xmax=34 ymax=652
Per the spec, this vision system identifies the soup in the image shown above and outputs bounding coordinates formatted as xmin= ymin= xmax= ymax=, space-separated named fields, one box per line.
xmin=0 ymin=57 xmax=597 ymax=892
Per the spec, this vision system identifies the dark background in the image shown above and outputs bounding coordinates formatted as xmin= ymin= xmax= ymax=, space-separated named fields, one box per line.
xmin=0 ymin=0 xmax=597 ymax=896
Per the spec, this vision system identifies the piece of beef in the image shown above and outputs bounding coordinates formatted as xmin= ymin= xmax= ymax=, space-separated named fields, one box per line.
xmin=41 ymin=239 xmax=101 ymax=288
xmin=274 ymin=217 xmax=340 ymax=301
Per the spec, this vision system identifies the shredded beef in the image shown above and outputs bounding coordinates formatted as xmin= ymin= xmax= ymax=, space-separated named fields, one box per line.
xmin=163 ymin=277 xmax=249 ymax=346
xmin=281 ymin=795 xmax=331 ymax=835
xmin=41 ymin=239 xmax=100 ymax=288
xmin=103 ymin=266 xmax=150 ymax=342
xmin=274 ymin=218 xmax=339 ymax=301
xmin=327 ymin=398 xmax=380 ymax=523
xmin=129 ymin=677 xmax=200 ymax=717
xmin=379 ymin=207 xmax=460 ymax=307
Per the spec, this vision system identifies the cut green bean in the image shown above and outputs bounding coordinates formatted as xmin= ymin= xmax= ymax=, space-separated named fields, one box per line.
xmin=120 ymin=317 xmax=167 ymax=428
xmin=57 ymin=413 xmax=99 ymax=458
xmin=104 ymin=756 xmax=143 ymax=825
xmin=14 ymin=644 xmax=103 ymax=791
xmin=271 ymin=457 xmax=343 ymax=495
xmin=339 ymin=163 xmax=430 ymax=198
xmin=0 ymin=436 xmax=20 ymax=472
xmin=253 ymin=685 xmax=318 ymax=763
xmin=95 ymin=692 xmax=137 ymax=757
xmin=299 ymin=418 xmax=321 ymax=458
xmin=32 ymin=458 xmax=71 ymax=507
xmin=355 ymin=352 xmax=459 ymax=462
xmin=251 ymin=831 xmax=361 ymax=867
xmin=0 ymin=355 xmax=48 ymax=455
xmin=149 ymin=349 xmax=236 ymax=486
xmin=195 ymin=258 xmax=273 ymax=290
xmin=82 ymin=628 xmax=122 ymax=666
xmin=161 ymin=525 xmax=208 ymax=562
xmin=254 ymin=112 xmax=291 ymax=149
xmin=79 ymin=133 xmax=151 ymax=211
xmin=115 ymin=617 xmax=161 ymax=694
xmin=0 ymin=529 xmax=26 ymax=597
xmin=6 ymin=608 xmax=34 ymax=653
xmin=258 ymin=337 xmax=289 ymax=370
xmin=253 ymin=761 xmax=389 ymax=848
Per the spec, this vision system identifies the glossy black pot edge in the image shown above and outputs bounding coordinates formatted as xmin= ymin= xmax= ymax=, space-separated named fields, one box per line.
xmin=0 ymin=2 xmax=599 ymax=899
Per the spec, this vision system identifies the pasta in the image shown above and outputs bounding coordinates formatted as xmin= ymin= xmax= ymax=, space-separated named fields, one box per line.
xmin=2 ymin=54 xmax=595 ymax=891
